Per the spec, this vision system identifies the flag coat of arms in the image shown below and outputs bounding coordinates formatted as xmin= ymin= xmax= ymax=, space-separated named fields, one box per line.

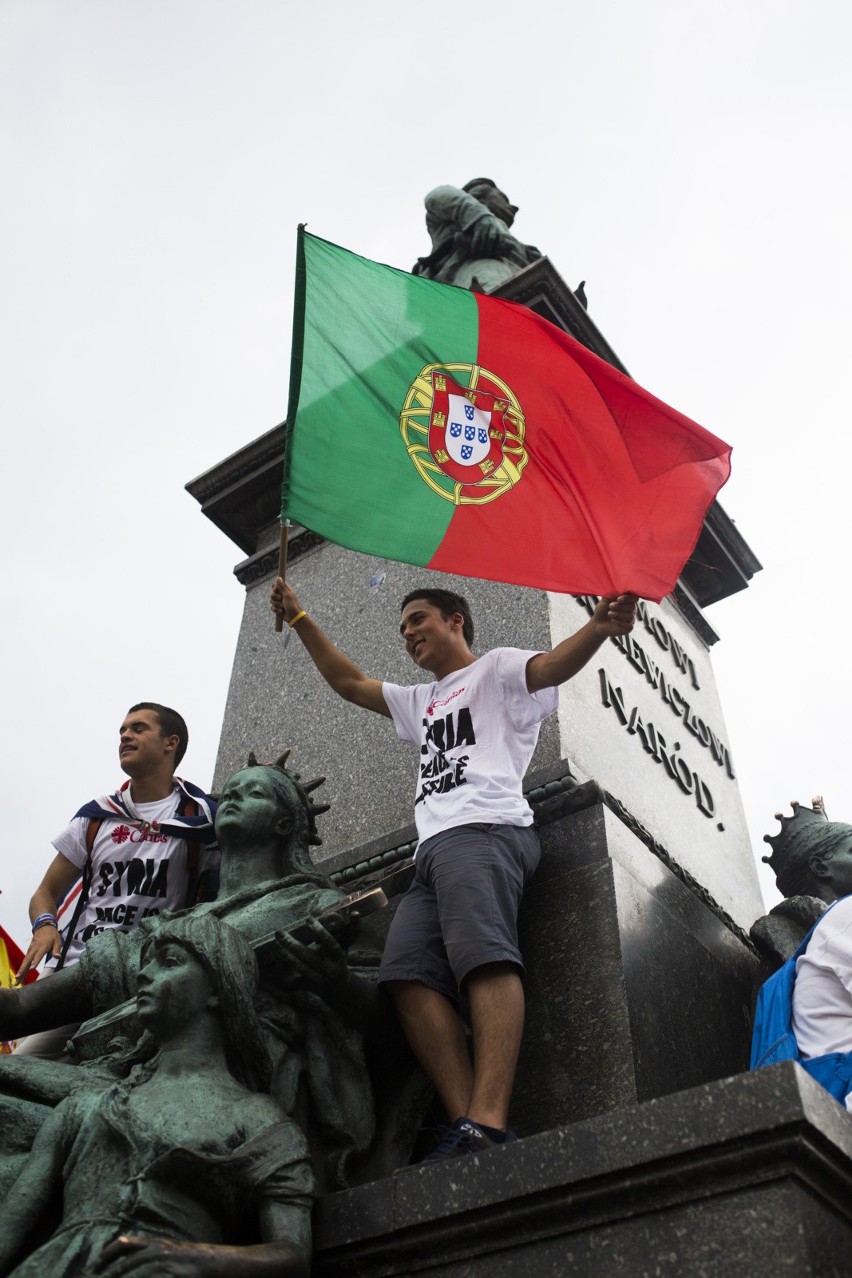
xmin=281 ymin=229 xmax=732 ymax=602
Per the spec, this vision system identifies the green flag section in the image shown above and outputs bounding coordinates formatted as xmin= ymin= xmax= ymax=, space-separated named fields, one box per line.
xmin=282 ymin=229 xmax=732 ymax=602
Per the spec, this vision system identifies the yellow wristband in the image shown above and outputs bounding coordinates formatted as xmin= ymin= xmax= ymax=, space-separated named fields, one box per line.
xmin=288 ymin=609 xmax=308 ymax=628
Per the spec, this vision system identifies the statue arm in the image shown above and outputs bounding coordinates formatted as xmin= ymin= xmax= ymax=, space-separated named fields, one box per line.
xmin=526 ymin=595 xmax=638 ymax=691
xmin=0 ymin=958 xmax=93 ymax=1043
xmin=93 ymin=1231 xmax=310 ymax=1277
xmin=272 ymin=916 xmax=399 ymax=1044
xmin=424 ymin=185 xmax=518 ymax=258
xmin=0 ymin=1096 xmax=71 ymax=1271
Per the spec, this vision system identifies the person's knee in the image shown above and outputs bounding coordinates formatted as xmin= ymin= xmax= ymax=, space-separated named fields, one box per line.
xmin=381 ymin=978 xmax=415 ymax=1006
xmin=384 ymin=978 xmax=449 ymax=1010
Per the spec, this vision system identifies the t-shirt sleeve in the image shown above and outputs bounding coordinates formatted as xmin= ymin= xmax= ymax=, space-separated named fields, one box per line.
xmin=51 ymin=817 xmax=91 ymax=871
xmin=494 ymin=649 xmax=558 ymax=728
xmin=811 ymin=898 xmax=852 ymax=999
xmin=382 ymin=681 xmax=429 ymax=746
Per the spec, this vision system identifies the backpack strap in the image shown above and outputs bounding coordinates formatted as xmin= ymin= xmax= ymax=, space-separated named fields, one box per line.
xmin=176 ymin=796 xmax=206 ymax=906
xmin=751 ymin=902 xmax=840 ymax=1071
xmin=54 ymin=818 xmax=101 ymax=971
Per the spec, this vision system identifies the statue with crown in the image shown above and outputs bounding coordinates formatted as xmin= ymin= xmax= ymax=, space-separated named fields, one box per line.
xmin=0 ymin=751 xmax=427 ymax=1239
xmin=751 ymin=796 xmax=852 ymax=1110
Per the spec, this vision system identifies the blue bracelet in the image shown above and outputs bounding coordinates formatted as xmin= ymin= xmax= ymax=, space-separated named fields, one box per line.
xmin=32 ymin=913 xmax=58 ymax=932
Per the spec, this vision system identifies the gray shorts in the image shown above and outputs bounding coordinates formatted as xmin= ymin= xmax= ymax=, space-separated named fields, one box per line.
xmin=378 ymin=822 xmax=541 ymax=1000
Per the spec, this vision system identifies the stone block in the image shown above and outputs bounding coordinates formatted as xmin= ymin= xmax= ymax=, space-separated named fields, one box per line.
xmin=314 ymin=1064 xmax=852 ymax=1276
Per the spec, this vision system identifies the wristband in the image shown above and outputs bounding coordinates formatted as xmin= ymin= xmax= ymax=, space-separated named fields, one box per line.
xmin=288 ymin=610 xmax=308 ymax=629
xmin=32 ymin=913 xmax=58 ymax=933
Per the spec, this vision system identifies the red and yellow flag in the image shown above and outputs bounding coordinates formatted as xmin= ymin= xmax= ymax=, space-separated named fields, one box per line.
xmin=0 ymin=923 xmax=37 ymax=1053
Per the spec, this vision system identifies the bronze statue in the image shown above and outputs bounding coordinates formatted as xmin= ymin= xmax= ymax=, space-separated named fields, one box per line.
xmin=412 ymin=178 xmax=542 ymax=292
xmin=0 ymin=755 xmax=415 ymax=1191
xmin=750 ymin=797 xmax=846 ymax=965
xmin=0 ymin=914 xmax=313 ymax=1276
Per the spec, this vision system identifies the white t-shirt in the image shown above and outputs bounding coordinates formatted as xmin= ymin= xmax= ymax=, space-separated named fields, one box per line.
xmin=51 ymin=792 xmax=204 ymax=967
xmin=792 ymin=896 xmax=852 ymax=1112
xmin=383 ymin=647 xmax=558 ymax=846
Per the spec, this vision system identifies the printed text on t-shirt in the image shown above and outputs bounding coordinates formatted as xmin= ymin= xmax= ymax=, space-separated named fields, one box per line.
xmin=95 ymin=857 xmax=172 ymax=899
xmin=426 ymin=686 xmax=467 ymax=717
xmin=111 ymin=823 xmax=168 ymax=845
xmin=415 ymin=707 xmax=477 ymax=805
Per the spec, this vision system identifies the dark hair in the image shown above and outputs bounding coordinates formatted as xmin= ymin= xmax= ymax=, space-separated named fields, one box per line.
xmin=463 ymin=177 xmax=498 ymax=194
xmin=127 ymin=702 xmax=189 ymax=767
xmin=400 ymin=588 xmax=474 ymax=646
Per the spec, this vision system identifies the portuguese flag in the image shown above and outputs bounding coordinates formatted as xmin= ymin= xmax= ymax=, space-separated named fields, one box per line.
xmin=281 ymin=230 xmax=731 ymax=602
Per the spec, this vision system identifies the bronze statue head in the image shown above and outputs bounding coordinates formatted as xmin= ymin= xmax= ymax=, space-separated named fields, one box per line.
xmin=763 ymin=799 xmax=852 ymax=901
xmin=462 ymin=177 xmax=518 ymax=227
xmin=137 ymin=913 xmax=272 ymax=1090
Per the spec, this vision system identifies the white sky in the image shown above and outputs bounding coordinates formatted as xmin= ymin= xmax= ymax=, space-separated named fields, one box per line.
xmin=2 ymin=0 xmax=850 ymax=945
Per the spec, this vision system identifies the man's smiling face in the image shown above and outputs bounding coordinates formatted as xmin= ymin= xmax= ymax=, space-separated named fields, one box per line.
xmin=399 ymin=598 xmax=464 ymax=675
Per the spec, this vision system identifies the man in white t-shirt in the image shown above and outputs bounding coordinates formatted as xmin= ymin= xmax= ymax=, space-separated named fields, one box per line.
xmin=13 ymin=702 xmax=217 ymax=1059
xmin=792 ymin=892 xmax=852 ymax=1092
xmin=751 ymin=801 xmax=852 ymax=1107
xmin=271 ymin=579 xmax=636 ymax=1162
xmin=777 ymin=810 xmax=852 ymax=1104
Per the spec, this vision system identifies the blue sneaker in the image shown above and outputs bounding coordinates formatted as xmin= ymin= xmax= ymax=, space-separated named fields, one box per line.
xmin=420 ymin=1117 xmax=517 ymax=1164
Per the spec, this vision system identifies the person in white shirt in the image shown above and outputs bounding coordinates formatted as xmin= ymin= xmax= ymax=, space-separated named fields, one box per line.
xmin=13 ymin=703 xmax=217 ymax=1059
xmin=783 ymin=819 xmax=852 ymax=1104
xmin=271 ymin=579 xmax=636 ymax=1162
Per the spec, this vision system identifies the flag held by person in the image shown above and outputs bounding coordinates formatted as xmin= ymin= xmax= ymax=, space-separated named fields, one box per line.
xmin=281 ymin=229 xmax=731 ymax=602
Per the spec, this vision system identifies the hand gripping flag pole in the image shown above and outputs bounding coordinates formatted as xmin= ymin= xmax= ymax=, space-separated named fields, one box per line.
xmin=275 ymin=222 xmax=308 ymax=633
xmin=274 ymin=518 xmax=291 ymax=633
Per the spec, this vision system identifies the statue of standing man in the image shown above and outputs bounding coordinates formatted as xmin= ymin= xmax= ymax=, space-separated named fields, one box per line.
xmin=412 ymin=178 xmax=542 ymax=293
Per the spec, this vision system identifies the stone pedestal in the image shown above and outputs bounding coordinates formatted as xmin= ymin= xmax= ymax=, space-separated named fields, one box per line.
xmin=182 ymin=251 xmax=784 ymax=1266
xmin=515 ymin=798 xmax=758 ymax=1132
xmin=314 ymin=1064 xmax=852 ymax=1276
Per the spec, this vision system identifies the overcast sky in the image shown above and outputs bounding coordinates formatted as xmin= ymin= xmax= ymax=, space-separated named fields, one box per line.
xmin=2 ymin=0 xmax=849 ymax=944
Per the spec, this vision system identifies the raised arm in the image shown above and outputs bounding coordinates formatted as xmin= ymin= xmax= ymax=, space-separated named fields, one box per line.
xmin=526 ymin=595 xmax=638 ymax=692
xmin=270 ymin=578 xmax=390 ymax=718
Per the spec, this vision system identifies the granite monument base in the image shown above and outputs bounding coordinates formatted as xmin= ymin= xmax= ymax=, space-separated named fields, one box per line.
xmin=515 ymin=794 xmax=760 ymax=1132
xmin=315 ymin=1063 xmax=852 ymax=1276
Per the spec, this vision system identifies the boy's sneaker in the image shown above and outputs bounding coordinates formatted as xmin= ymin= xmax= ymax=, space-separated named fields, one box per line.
xmin=420 ymin=1117 xmax=517 ymax=1164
